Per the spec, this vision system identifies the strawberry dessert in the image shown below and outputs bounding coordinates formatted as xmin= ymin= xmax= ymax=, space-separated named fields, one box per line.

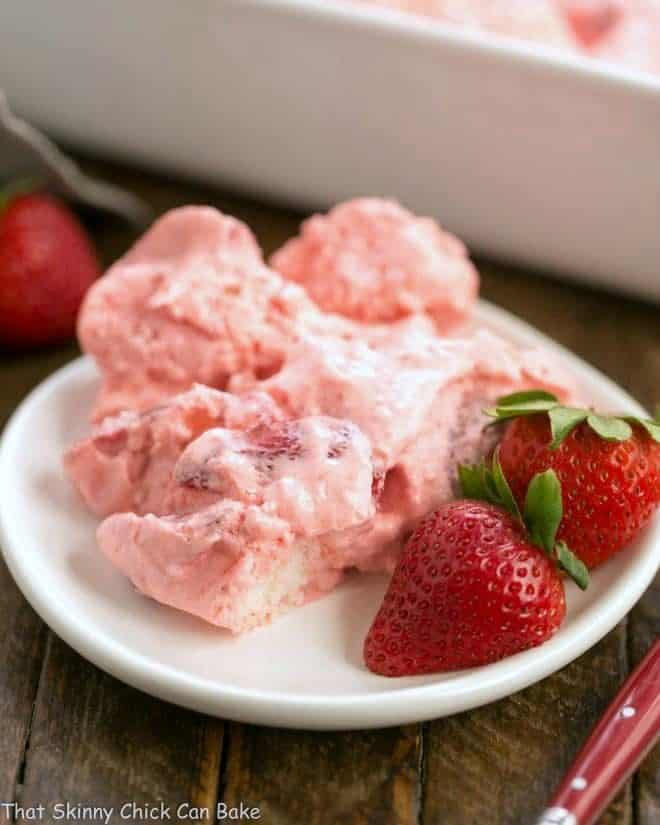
xmin=77 ymin=207 xmax=322 ymax=422
xmin=270 ymin=198 xmax=478 ymax=331
xmin=66 ymin=199 xmax=590 ymax=635
xmin=591 ymin=0 xmax=660 ymax=75
xmin=348 ymin=0 xmax=660 ymax=76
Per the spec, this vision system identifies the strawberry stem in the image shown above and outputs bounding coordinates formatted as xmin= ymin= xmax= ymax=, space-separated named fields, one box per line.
xmin=458 ymin=455 xmax=590 ymax=590
xmin=486 ymin=389 xmax=660 ymax=448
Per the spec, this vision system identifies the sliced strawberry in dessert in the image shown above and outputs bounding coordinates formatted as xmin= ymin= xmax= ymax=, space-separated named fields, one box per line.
xmin=64 ymin=386 xmax=283 ymax=517
xmin=175 ymin=416 xmax=375 ymax=536
xmin=560 ymin=0 xmax=624 ymax=47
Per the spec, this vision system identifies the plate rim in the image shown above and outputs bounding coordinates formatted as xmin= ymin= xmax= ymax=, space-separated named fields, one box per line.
xmin=1 ymin=299 xmax=658 ymax=730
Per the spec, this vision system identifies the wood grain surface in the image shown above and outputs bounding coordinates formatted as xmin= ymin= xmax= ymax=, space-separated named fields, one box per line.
xmin=0 ymin=155 xmax=657 ymax=825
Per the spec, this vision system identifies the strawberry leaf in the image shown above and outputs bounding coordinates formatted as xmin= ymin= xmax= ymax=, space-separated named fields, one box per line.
xmin=458 ymin=463 xmax=490 ymax=501
xmin=548 ymin=407 xmax=588 ymax=449
xmin=483 ymin=467 xmax=501 ymax=503
xmin=482 ymin=388 xmax=658 ymax=448
xmin=495 ymin=390 xmax=559 ymax=407
xmin=523 ymin=470 xmax=563 ymax=554
xmin=633 ymin=418 xmax=660 ymax=443
xmin=485 ymin=390 xmax=560 ymax=419
xmin=587 ymin=414 xmax=632 ymax=442
xmin=555 ymin=541 xmax=589 ymax=591
xmin=491 ymin=447 xmax=522 ymax=521
xmin=486 ymin=400 xmax=559 ymax=420
xmin=458 ymin=455 xmax=519 ymax=519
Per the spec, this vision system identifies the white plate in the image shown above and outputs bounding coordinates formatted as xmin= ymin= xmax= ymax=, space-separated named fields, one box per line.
xmin=1 ymin=302 xmax=659 ymax=730
xmin=1 ymin=0 xmax=659 ymax=301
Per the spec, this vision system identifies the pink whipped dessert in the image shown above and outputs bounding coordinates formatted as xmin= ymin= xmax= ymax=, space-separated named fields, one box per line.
xmin=64 ymin=385 xmax=283 ymax=518
xmin=270 ymin=198 xmax=478 ymax=331
xmin=80 ymin=201 xmax=476 ymax=422
xmin=592 ymin=0 xmax=660 ymax=74
xmin=348 ymin=0 xmax=660 ymax=75
xmin=78 ymin=207 xmax=321 ymax=421
xmin=353 ymin=0 xmax=577 ymax=46
xmin=67 ymin=201 xmax=579 ymax=632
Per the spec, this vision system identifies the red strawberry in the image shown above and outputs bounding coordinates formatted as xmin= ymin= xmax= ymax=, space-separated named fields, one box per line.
xmin=490 ymin=392 xmax=660 ymax=569
xmin=364 ymin=501 xmax=566 ymax=677
xmin=0 ymin=191 xmax=100 ymax=349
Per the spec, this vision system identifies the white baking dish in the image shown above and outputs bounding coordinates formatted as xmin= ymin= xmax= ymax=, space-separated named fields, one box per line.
xmin=1 ymin=0 xmax=659 ymax=300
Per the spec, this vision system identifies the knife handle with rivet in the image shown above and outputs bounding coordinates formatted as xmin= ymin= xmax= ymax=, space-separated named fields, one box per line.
xmin=536 ymin=637 xmax=660 ymax=825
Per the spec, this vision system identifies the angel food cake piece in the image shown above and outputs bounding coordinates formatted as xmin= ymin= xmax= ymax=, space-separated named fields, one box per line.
xmin=95 ymin=330 xmax=578 ymax=632
xmin=99 ymin=416 xmax=377 ymax=631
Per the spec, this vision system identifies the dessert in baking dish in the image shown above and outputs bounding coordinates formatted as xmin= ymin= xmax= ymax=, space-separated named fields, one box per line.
xmin=350 ymin=0 xmax=660 ymax=75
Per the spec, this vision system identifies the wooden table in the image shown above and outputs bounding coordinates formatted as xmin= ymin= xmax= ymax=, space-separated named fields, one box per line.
xmin=1 ymin=156 xmax=658 ymax=825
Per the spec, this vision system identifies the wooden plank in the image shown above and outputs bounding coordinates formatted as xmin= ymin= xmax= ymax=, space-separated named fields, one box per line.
xmin=421 ymin=627 xmax=631 ymax=825
xmin=220 ymin=723 xmax=422 ymax=825
xmin=1 ymin=346 xmax=72 ymax=824
xmin=0 ymin=560 xmax=47 ymax=822
xmin=17 ymin=634 xmax=224 ymax=823
xmin=479 ymin=261 xmax=660 ymax=411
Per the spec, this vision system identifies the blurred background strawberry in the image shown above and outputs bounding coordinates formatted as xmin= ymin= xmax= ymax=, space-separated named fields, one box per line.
xmin=0 ymin=188 xmax=100 ymax=349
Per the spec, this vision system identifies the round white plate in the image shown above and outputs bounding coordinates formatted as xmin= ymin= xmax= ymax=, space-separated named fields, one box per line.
xmin=1 ymin=301 xmax=658 ymax=730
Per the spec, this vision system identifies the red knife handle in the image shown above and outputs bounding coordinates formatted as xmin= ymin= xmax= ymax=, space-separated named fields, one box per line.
xmin=536 ymin=637 xmax=660 ymax=825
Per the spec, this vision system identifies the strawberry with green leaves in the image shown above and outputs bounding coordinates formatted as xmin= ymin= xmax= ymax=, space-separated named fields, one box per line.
xmin=364 ymin=389 xmax=659 ymax=677
xmin=489 ymin=391 xmax=660 ymax=569
xmin=363 ymin=455 xmax=579 ymax=677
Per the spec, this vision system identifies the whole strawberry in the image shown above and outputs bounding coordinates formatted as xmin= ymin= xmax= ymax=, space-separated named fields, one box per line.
xmin=0 ymin=190 xmax=100 ymax=348
xmin=364 ymin=500 xmax=566 ymax=677
xmin=491 ymin=391 xmax=660 ymax=569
